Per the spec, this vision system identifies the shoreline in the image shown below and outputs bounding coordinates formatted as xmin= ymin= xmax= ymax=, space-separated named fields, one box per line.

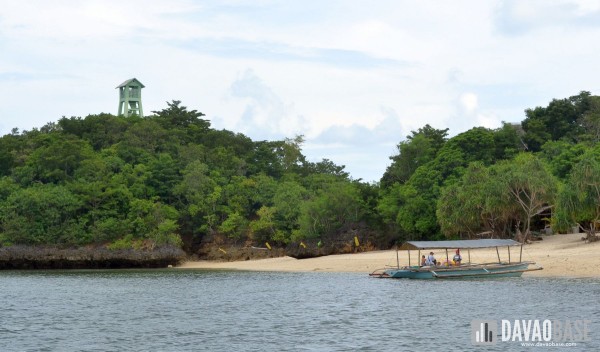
xmin=177 ymin=233 xmax=600 ymax=278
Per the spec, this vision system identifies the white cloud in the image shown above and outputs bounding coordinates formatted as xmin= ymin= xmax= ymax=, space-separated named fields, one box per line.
xmin=305 ymin=106 xmax=404 ymax=181
xmin=476 ymin=113 xmax=502 ymax=130
xmin=227 ymin=69 xmax=307 ymax=139
xmin=493 ymin=0 xmax=600 ymax=35
xmin=1 ymin=0 xmax=600 ymax=181
xmin=460 ymin=93 xmax=479 ymax=114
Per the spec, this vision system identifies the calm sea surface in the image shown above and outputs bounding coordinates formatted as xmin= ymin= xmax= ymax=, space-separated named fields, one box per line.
xmin=0 ymin=270 xmax=598 ymax=351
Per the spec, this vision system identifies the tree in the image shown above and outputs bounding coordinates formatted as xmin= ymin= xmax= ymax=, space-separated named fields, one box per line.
xmin=249 ymin=206 xmax=279 ymax=243
xmin=383 ymin=141 xmax=467 ymax=240
xmin=491 ymin=153 xmax=558 ymax=242
xmin=522 ymin=91 xmax=591 ymax=151
xmin=204 ymin=146 xmax=247 ymax=179
xmin=393 ymin=184 xmax=439 ymax=239
xmin=249 ymin=173 xmax=278 ymax=210
xmin=152 ymin=100 xmax=209 ymax=132
xmin=281 ymin=135 xmax=306 ymax=172
xmin=437 ymin=154 xmax=559 ymax=241
xmin=539 ymin=140 xmax=587 ymax=179
xmin=126 ymin=198 xmax=181 ymax=247
xmin=202 ymin=129 xmax=254 ymax=159
xmin=297 ymin=181 xmax=364 ymax=240
xmin=146 ymin=153 xmax=181 ymax=203
xmin=381 ymin=124 xmax=448 ymax=187
xmin=69 ymin=154 xmax=132 ymax=243
xmin=272 ymin=180 xmax=307 ymax=237
xmin=174 ymin=161 xmax=222 ymax=234
xmin=0 ymin=133 xmax=21 ymax=176
xmin=577 ymin=95 xmax=600 ymax=143
xmin=492 ymin=122 xmax=524 ymax=161
xmin=304 ymin=159 xmax=349 ymax=179
xmin=219 ymin=212 xmax=248 ymax=243
xmin=555 ymin=148 xmax=600 ymax=241
xmin=437 ymin=161 xmax=518 ymax=239
xmin=118 ymin=120 xmax=167 ymax=161
xmin=437 ymin=163 xmax=491 ymax=238
xmin=248 ymin=141 xmax=285 ymax=178
xmin=222 ymin=176 xmax=259 ymax=217
xmin=0 ymin=177 xmax=18 ymax=199
xmin=58 ymin=114 xmax=130 ymax=150
xmin=0 ymin=184 xmax=83 ymax=245
xmin=25 ymin=135 xmax=95 ymax=184
xmin=443 ymin=127 xmax=496 ymax=165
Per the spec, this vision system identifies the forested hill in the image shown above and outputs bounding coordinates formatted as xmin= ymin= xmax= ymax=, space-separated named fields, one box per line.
xmin=0 ymin=101 xmax=371 ymax=254
xmin=1 ymin=92 xmax=600 ymax=257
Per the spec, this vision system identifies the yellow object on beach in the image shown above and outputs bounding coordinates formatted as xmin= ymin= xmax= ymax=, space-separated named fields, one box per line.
xmin=218 ymin=248 xmax=227 ymax=254
xmin=354 ymin=236 xmax=360 ymax=247
xmin=300 ymin=242 xmax=306 ymax=248
xmin=265 ymin=242 xmax=272 ymax=250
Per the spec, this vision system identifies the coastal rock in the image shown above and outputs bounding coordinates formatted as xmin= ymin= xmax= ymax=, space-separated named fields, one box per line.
xmin=0 ymin=245 xmax=186 ymax=269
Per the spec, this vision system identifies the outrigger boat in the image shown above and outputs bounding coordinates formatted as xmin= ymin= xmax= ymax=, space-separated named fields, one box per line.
xmin=369 ymin=239 xmax=543 ymax=279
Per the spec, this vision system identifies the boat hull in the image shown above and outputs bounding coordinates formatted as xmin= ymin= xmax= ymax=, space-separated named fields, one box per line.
xmin=382 ymin=262 xmax=536 ymax=279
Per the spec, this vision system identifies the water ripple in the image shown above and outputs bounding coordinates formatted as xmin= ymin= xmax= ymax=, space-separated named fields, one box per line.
xmin=0 ymin=270 xmax=598 ymax=351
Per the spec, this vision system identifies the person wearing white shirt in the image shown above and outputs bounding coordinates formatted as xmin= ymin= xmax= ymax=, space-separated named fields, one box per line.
xmin=425 ymin=252 xmax=436 ymax=266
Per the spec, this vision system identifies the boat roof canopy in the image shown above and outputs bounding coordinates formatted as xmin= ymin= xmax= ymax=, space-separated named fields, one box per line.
xmin=399 ymin=239 xmax=521 ymax=250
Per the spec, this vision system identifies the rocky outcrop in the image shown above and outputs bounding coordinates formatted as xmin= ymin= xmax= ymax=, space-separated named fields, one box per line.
xmin=0 ymin=245 xmax=186 ymax=269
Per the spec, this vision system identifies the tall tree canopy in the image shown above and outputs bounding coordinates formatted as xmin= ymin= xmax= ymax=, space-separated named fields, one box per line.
xmin=522 ymin=91 xmax=591 ymax=151
xmin=381 ymin=124 xmax=449 ymax=187
xmin=0 ymin=100 xmax=365 ymax=250
xmin=554 ymin=146 xmax=600 ymax=241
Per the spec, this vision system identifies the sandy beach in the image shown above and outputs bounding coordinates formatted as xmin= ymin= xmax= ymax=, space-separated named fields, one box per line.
xmin=177 ymin=233 xmax=600 ymax=278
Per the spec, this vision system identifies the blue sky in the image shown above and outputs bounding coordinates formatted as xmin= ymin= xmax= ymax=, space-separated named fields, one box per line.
xmin=1 ymin=0 xmax=600 ymax=182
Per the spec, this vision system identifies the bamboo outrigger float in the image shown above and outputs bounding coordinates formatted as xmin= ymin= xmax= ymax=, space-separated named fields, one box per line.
xmin=369 ymin=239 xmax=543 ymax=279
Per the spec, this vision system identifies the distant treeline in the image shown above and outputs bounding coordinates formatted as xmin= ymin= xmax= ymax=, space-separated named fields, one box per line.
xmin=0 ymin=93 xmax=599 ymax=254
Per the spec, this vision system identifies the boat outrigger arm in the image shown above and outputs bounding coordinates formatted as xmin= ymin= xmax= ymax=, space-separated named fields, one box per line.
xmin=370 ymin=239 xmax=543 ymax=279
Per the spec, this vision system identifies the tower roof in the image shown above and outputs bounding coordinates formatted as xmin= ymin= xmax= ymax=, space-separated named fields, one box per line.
xmin=116 ymin=78 xmax=145 ymax=89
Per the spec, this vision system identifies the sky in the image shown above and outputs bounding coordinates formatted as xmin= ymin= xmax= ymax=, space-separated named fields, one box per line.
xmin=1 ymin=0 xmax=600 ymax=182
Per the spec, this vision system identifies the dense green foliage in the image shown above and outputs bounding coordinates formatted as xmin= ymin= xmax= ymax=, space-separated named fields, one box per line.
xmin=379 ymin=123 xmax=524 ymax=240
xmin=554 ymin=145 xmax=600 ymax=239
xmin=1 ymin=92 xmax=599 ymax=250
xmin=0 ymin=101 xmax=371 ymax=249
xmin=381 ymin=91 xmax=600 ymax=242
xmin=436 ymin=155 xmax=558 ymax=241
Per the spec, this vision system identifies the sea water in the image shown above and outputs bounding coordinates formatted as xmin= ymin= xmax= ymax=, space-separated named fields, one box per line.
xmin=0 ymin=270 xmax=598 ymax=351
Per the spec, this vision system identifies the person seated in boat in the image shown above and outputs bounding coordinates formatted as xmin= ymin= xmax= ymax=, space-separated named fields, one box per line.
xmin=421 ymin=255 xmax=426 ymax=266
xmin=453 ymin=249 xmax=462 ymax=266
xmin=425 ymin=252 xmax=437 ymax=266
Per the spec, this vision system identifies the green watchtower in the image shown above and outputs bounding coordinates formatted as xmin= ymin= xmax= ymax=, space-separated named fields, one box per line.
xmin=116 ymin=78 xmax=145 ymax=117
